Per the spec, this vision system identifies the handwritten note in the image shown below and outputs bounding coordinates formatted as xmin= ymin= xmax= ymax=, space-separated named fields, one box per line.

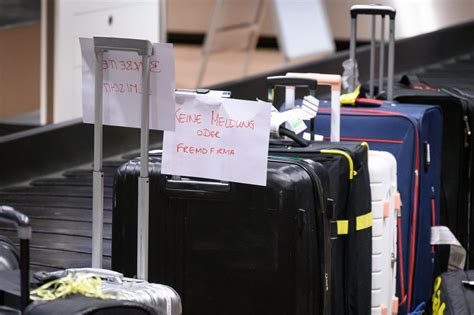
xmin=80 ymin=38 xmax=176 ymax=131
xmin=161 ymin=93 xmax=271 ymax=186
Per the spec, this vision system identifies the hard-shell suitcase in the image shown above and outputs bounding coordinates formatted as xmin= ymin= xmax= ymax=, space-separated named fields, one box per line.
xmin=266 ymin=76 xmax=372 ymax=315
xmin=429 ymin=269 xmax=474 ymax=315
xmin=112 ymin=91 xmax=333 ymax=314
xmin=368 ymin=151 xmax=399 ymax=315
xmin=0 ymin=205 xmax=164 ymax=315
xmin=394 ymin=55 xmax=474 ymax=270
xmin=30 ymin=268 xmax=182 ymax=314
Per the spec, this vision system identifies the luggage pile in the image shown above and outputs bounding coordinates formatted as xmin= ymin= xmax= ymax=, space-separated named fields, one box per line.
xmin=1 ymin=3 xmax=474 ymax=315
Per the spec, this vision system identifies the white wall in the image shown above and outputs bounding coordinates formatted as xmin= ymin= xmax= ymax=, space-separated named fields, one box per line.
xmin=53 ymin=0 xmax=160 ymax=124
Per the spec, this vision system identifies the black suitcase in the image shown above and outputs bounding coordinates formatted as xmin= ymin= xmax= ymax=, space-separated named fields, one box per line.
xmin=112 ymin=147 xmax=332 ymax=315
xmin=269 ymin=141 xmax=371 ymax=315
xmin=393 ymin=54 xmax=474 ymax=268
xmin=266 ymin=76 xmax=372 ymax=315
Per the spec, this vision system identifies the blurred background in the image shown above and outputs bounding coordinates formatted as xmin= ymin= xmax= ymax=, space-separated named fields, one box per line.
xmin=0 ymin=0 xmax=473 ymax=127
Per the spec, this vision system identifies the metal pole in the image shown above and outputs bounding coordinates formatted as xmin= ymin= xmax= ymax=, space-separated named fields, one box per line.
xmin=159 ymin=0 xmax=167 ymax=43
xmin=20 ymin=239 xmax=29 ymax=311
xmin=369 ymin=15 xmax=376 ymax=97
xmin=378 ymin=15 xmax=385 ymax=96
xmin=196 ymin=0 xmax=223 ymax=87
xmin=242 ymin=0 xmax=267 ymax=77
xmin=349 ymin=17 xmax=357 ymax=92
xmin=137 ymin=54 xmax=151 ymax=280
xmin=92 ymin=49 xmax=104 ymax=269
xmin=387 ymin=18 xmax=395 ymax=101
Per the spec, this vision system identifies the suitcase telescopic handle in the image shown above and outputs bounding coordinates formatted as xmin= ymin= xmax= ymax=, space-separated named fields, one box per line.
xmin=349 ymin=4 xmax=396 ymax=101
xmin=92 ymin=37 xmax=153 ymax=280
xmin=0 ymin=205 xmax=31 ymax=240
xmin=266 ymin=76 xmax=317 ymax=105
xmin=266 ymin=76 xmax=317 ymax=93
xmin=0 ymin=206 xmax=31 ymax=311
xmin=285 ymin=73 xmax=341 ymax=142
xmin=350 ymin=4 xmax=396 ymax=19
xmin=93 ymin=37 xmax=153 ymax=56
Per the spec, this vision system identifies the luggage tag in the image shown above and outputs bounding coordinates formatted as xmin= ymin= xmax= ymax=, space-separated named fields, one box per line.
xmin=268 ymin=95 xmax=319 ymax=138
xmin=430 ymin=226 xmax=467 ymax=271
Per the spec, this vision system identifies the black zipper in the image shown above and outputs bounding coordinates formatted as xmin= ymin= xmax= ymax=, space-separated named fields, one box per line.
xmin=462 ymin=104 xmax=473 ymax=267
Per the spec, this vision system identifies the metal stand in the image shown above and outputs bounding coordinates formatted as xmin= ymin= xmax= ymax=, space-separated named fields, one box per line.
xmin=196 ymin=0 xmax=267 ymax=87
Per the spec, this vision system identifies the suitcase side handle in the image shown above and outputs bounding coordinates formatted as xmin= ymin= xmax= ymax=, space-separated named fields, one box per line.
xmin=285 ymin=73 xmax=341 ymax=142
xmin=0 ymin=205 xmax=31 ymax=311
xmin=166 ymin=177 xmax=230 ymax=192
xmin=350 ymin=4 xmax=396 ymax=19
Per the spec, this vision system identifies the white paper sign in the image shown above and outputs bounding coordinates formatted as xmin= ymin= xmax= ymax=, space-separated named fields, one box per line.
xmin=161 ymin=94 xmax=271 ymax=186
xmin=80 ymin=38 xmax=176 ymax=131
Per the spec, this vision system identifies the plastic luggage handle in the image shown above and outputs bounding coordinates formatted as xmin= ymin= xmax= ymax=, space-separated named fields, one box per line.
xmin=266 ymin=76 xmax=318 ymax=91
xmin=0 ymin=205 xmax=31 ymax=311
xmin=285 ymin=73 xmax=341 ymax=142
xmin=93 ymin=37 xmax=153 ymax=280
xmin=0 ymin=205 xmax=31 ymax=239
xmin=286 ymin=73 xmax=341 ymax=92
xmin=350 ymin=4 xmax=396 ymax=19
xmin=266 ymin=75 xmax=318 ymax=142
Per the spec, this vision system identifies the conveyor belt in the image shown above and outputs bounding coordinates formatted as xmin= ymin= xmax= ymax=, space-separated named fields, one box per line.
xmin=1 ymin=21 xmax=474 ymax=274
xmin=0 ymin=159 xmax=124 ymax=271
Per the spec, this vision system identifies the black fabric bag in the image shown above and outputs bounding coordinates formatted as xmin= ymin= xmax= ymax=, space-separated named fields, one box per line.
xmin=112 ymin=146 xmax=333 ymax=315
xmin=394 ymin=53 xmax=474 ymax=269
xmin=430 ymin=270 xmax=474 ymax=315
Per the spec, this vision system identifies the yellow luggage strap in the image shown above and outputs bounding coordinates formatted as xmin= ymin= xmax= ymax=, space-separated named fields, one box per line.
xmin=320 ymin=149 xmax=357 ymax=180
xmin=356 ymin=211 xmax=373 ymax=231
xmin=336 ymin=211 xmax=373 ymax=235
xmin=337 ymin=220 xmax=349 ymax=235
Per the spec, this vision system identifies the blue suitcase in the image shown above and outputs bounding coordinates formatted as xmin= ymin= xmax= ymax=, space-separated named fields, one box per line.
xmin=314 ymin=102 xmax=442 ymax=312
xmin=285 ymin=4 xmax=443 ymax=312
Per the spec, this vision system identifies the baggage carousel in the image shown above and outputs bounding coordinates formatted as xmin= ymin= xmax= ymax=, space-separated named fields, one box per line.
xmin=1 ymin=21 xmax=474 ymax=272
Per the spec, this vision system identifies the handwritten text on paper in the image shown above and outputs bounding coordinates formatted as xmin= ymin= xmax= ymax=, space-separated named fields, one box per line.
xmin=80 ymin=38 xmax=176 ymax=131
xmin=161 ymin=94 xmax=271 ymax=186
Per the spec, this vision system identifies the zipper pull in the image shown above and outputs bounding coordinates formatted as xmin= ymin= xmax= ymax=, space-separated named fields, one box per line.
xmin=424 ymin=141 xmax=431 ymax=170
xmin=325 ymin=272 xmax=329 ymax=291
xmin=464 ymin=115 xmax=471 ymax=148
